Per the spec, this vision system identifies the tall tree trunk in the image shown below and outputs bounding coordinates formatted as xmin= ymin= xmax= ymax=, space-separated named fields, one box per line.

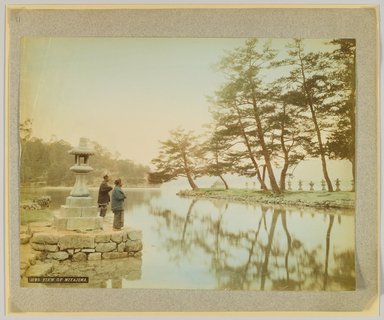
xmin=279 ymin=104 xmax=289 ymax=192
xmin=250 ymin=95 xmax=281 ymax=193
xmin=233 ymin=106 xmax=268 ymax=190
xmin=182 ymin=153 xmax=198 ymax=190
xmin=349 ymin=49 xmax=356 ymax=191
xmin=280 ymin=162 xmax=289 ymax=192
xmin=350 ymin=157 xmax=355 ymax=191
xmin=214 ymin=152 xmax=229 ymax=189
xmin=218 ymin=174 xmax=229 ymax=190
xmin=298 ymin=49 xmax=334 ymax=192
xmin=240 ymin=124 xmax=267 ymax=190
xmin=262 ymin=165 xmax=267 ymax=189
xmin=308 ymin=104 xmax=334 ymax=192
xmin=186 ymin=171 xmax=198 ymax=190
xmin=187 ymin=173 xmax=199 ymax=190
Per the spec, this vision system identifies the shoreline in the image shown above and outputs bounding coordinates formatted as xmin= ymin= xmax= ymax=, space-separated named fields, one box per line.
xmin=177 ymin=189 xmax=355 ymax=210
xmin=20 ymin=185 xmax=162 ymax=190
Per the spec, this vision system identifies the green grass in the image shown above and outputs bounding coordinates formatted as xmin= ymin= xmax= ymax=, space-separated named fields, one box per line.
xmin=180 ymin=188 xmax=355 ymax=208
xmin=197 ymin=188 xmax=353 ymax=198
xmin=20 ymin=208 xmax=54 ymax=225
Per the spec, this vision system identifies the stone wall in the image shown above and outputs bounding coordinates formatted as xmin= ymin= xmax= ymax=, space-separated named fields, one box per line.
xmin=29 ymin=228 xmax=143 ymax=262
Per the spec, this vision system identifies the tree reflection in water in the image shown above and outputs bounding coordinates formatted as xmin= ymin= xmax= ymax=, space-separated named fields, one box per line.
xmin=151 ymin=199 xmax=355 ymax=291
xmin=323 ymin=214 xmax=335 ymax=290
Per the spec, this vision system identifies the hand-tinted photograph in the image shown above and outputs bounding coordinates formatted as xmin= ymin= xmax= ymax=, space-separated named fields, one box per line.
xmin=19 ymin=37 xmax=355 ymax=291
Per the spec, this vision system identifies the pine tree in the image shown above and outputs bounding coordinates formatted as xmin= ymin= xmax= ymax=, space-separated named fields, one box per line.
xmin=151 ymin=128 xmax=204 ymax=190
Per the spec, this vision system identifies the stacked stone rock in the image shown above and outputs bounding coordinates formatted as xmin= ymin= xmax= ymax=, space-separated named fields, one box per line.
xmin=20 ymin=201 xmax=43 ymax=210
xmin=29 ymin=228 xmax=143 ymax=262
xmin=20 ymin=196 xmax=52 ymax=210
xmin=34 ymin=196 xmax=51 ymax=208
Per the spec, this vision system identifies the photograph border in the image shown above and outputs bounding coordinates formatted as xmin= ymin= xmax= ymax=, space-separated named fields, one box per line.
xmin=5 ymin=3 xmax=380 ymax=315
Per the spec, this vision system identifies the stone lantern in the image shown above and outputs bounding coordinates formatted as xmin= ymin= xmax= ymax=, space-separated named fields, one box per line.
xmin=69 ymin=138 xmax=95 ymax=197
xmin=54 ymin=138 xmax=103 ymax=231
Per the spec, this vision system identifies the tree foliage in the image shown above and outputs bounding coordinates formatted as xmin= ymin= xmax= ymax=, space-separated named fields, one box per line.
xmin=325 ymin=39 xmax=356 ymax=187
xmin=150 ymin=128 xmax=204 ymax=189
xmin=200 ymin=129 xmax=234 ymax=189
xmin=212 ymin=39 xmax=282 ymax=192
xmin=19 ymin=126 xmax=149 ymax=187
xmin=149 ymin=38 xmax=355 ymax=192
xmin=22 ymin=38 xmax=355 ymax=193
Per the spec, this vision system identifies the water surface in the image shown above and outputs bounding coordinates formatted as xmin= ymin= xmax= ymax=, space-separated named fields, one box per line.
xmin=21 ymin=187 xmax=355 ymax=290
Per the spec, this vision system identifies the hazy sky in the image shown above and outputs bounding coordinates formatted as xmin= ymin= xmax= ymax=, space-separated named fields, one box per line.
xmin=20 ymin=37 xmax=337 ymax=167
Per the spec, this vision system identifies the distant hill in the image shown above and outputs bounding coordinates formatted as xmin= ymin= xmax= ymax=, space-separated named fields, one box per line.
xmin=20 ymin=137 xmax=150 ymax=187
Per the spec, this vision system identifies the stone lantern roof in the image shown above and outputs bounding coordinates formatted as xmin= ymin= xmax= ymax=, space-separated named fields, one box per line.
xmin=68 ymin=137 xmax=95 ymax=155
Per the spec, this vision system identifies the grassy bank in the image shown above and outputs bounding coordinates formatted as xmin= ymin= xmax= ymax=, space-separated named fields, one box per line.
xmin=177 ymin=188 xmax=355 ymax=209
xmin=20 ymin=208 xmax=54 ymax=225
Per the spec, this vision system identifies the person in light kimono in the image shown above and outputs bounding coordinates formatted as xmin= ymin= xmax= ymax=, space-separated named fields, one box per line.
xmin=111 ymin=178 xmax=126 ymax=230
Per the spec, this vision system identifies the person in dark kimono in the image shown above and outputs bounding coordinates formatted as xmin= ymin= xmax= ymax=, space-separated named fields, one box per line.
xmin=111 ymin=178 xmax=126 ymax=230
xmin=97 ymin=174 xmax=113 ymax=217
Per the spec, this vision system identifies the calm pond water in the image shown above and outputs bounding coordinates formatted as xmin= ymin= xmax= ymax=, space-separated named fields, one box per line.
xmin=21 ymin=187 xmax=355 ymax=291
